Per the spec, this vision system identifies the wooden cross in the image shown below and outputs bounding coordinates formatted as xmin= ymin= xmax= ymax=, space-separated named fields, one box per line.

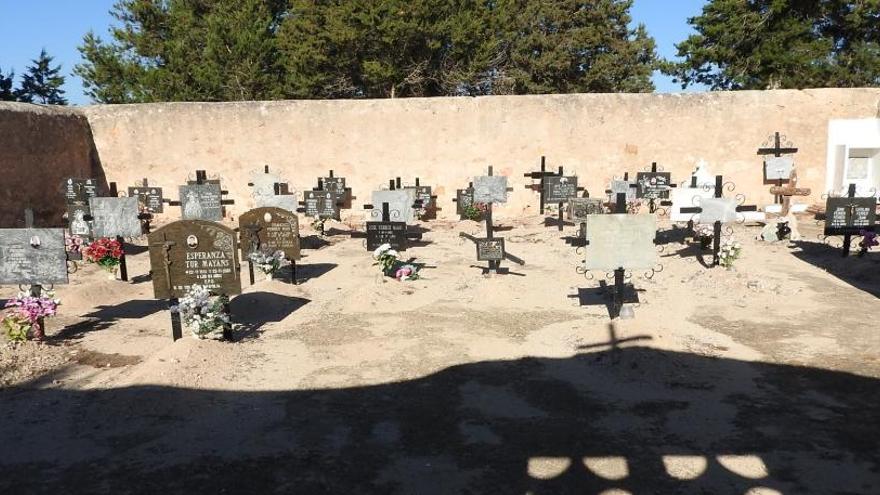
xmin=680 ymin=175 xmax=757 ymax=266
xmin=149 ymin=232 xmax=182 ymax=341
xmin=768 ymin=168 xmax=811 ymax=216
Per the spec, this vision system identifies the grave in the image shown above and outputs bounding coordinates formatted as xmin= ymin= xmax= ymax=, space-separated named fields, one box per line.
xmin=172 ymin=170 xmax=235 ymax=221
xmin=460 ymin=166 xmax=524 ymax=273
xmin=398 ymin=177 xmax=437 ymax=220
xmin=249 ymin=166 xmax=299 ymax=211
xmin=607 ymin=173 xmax=638 ymax=204
xmin=679 ymin=175 xmax=758 ymax=266
xmin=580 ymin=191 xmax=658 ymax=318
xmin=823 ymin=184 xmax=878 ymax=257
xmin=635 ymin=162 xmax=673 ymax=213
xmin=238 ymin=207 xmax=301 ymax=284
xmin=299 ymin=172 xmax=352 ymax=234
xmin=757 ymin=132 xmax=804 ymax=212
xmin=322 ymin=170 xmax=353 ymax=209
xmin=127 ymin=179 xmax=166 ymax=234
xmin=89 ymin=197 xmax=142 ymax=239
xmin=452 ymin=183 xmax=475 ymax=220
xmin=524 ymin=157 xmax=585 ymax=231
xmin=364 ymin=201 xmax=419 ymax=252
xmin=370 ymin=188 xmax=417 ymax=224
xmin=148 ymin=220 xmax=241 ymax=340
xmin=63 ymin=177 xmax=99 ymax=238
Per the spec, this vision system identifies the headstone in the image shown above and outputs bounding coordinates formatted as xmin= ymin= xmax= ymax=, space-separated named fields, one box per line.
xmin=63 ymin=178 xmax=99 ymax=206
xmin=543 ymin=176 xmax=578 ymax=204
xmin=568 ymin=198 xmax=605 ymax=222
xmin=824 ymin=197 xmax=877 ymax=235
xmin=455 ymin=188 xmax=475 ymax=215
xmin=179 ymin=183 xmax=223 ymax=221
xmin=764 ymin=156 xmax=794 ymax=181
xmin=608 ymin=179 xmax=637 ymax=202
xmin=303 ymin=190 xmax=342 ymax=220
xmin=371 ymin=190 xmax=415 ymax=223
xmin=476 ymin=238 xmax=505 ymax=261
xmin=583 ymin=214 xmax=657 ymax=271
xmin=696 ymin=197 xmax=738 ymax=224
xmin=67 ymin=204 xmax=92 ymax=236
xmin=405 ymin=185 xmax=434 ymax=209
xmin=128 ymin=186 xmax=164 ymax=214
xmin=148 ymin=220 xmax=241 ymax=299
xmin=250 ymin=170 xmax=288 ymax=204
xmin=635 ymin=172 xmax=672 ymax=199
xmin=366 ymin=221 xmax=407 ymax=251
xmin=238 ymin=207 xmax=301 ymax=260
xmin=670 ymin=187 xmax=713 ymax=223
xmin=89 ymin=197 xmax=142 ymax=238
xmin=0 ymin=228 xmax=68 ymax=285
xmin=473 ymin=176 xmax=508 ymax=204
xmin=323 ymin=176 xmax=346 ymax=193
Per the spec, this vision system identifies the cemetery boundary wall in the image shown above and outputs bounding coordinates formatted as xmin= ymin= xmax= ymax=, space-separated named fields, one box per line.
xmin=4 ymin=89 xmax=880 ymax=226
xmin=0 ymin=103 xmax=106 ymax=227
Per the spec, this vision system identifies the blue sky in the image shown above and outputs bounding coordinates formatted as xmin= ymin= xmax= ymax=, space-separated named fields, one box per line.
xmin=0 ymin=0 xmax=707 ymax=105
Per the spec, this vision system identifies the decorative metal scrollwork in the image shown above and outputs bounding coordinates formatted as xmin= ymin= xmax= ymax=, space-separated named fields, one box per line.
xmin=723 ymin=181 xmax=736 ymax=193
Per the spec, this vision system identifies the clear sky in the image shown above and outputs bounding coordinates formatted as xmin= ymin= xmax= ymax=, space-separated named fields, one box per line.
xmin=0 ymin=0 xmax=707 ymax=105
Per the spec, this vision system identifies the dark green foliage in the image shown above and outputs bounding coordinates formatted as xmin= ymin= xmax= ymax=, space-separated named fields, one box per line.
xmin=77 ymin=0 xmax=656 ymax=102
xmin=14 ymin=50 xmax=68 ymax=105
xmin=0 ymin=67 xmax=14 ymax=101
xmin=663 ymin=0 xmax=880 ymax=90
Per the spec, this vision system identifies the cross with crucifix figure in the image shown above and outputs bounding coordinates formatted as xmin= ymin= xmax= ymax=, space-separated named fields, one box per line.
xmin=680 ymin=175 xmax=757 ymax=266
xmin=459 ymin=166 xmax=524 ymax=274
xmin=757 ymin=132 xmax=799 ymax=204
xmin=768 ymin=167 xmax=811 ymax=216
xmin=823 ymin=184 xmax=878 ymax=257
xmin=148 ymin=232 xmax=184 ymax=340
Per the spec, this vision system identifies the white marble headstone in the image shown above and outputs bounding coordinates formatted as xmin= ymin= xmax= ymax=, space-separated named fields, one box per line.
xmin=697 ymin=197 xmax=738 ymax=224
xmin=473 ymin=176 xmax=508 ymax=204
xmin=371 ymin=189 xmax=416 ymax=223
xmin=584 ymin=214 xmax=657 ymax=271
xmin=764 ymin=156 xmax=794 ymax=181
xmin=670 ymin=187 xmax=713 ymax=223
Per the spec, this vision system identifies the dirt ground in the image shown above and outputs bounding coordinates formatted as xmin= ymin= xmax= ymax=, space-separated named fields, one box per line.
xmin=0 ymin=212 xmax=878 ymax=494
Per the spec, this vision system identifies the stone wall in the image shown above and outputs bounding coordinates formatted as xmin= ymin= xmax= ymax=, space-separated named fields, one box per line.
xmin=80 ymin=89 xmax=880 ymax=220
xmin=0 ymin=103 xmax=105 ymax=228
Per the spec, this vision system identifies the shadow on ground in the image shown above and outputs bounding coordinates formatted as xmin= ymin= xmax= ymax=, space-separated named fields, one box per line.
xmin=789 ymin=241 xmax=880 ymax=298
xmin=1 ymin=347 xmax=877 ymax=494
xmin=51 ymin=299 xmax=165 ymax=341
xmin=230 ymin=291 xmax=309 ymax=340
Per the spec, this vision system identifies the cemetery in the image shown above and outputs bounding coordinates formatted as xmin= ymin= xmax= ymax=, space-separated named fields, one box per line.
xmin=0 ymin=89 xmax=879 ymax=493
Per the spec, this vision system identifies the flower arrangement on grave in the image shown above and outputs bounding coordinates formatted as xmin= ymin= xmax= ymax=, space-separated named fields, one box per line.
xmin=372 ymin=243 xmax=421 ymax=281
xmin=82 ymin=237 xmax=123 ymax=273
xmin=718 ymin=238 xmax=742 ymax=269
xmin=64 ymin=232 xmax=84 ymax=255
xmin=248 ymin=249 xmax=286 ymax=279
xmin=170 ymin=285 xmax=230 ymax=339
xmin=858 ymin=229 xmax=878 ymax=257
xmin=1 ymin=291 xmax=60 ymax=342
xmin=463 ymin=202 xmax=488 ymax=221
xmin=695 ymin=225 xmax=714 ymax=249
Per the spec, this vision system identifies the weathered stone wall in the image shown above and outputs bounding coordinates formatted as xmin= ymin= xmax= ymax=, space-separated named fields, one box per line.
xmin=80 ymin=89 xmax=880 ymax=220
xmin=0 ymin=103 xmax=105 ymax=227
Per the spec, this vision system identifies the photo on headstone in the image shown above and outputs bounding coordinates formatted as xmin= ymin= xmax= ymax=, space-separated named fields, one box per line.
xmin=179 ymin=183 xmax=223 ymax=221
xmin=635 ymin=172 xmax=672 ymax=199
xmin=148 ymin=220 xmax=241 ymax=299
xmin=456 ymin=188 xmax=475 ymax=215
xmin=473 ymin=176 xmax=508 ymax=204
xmin=67 ymin=204 xmax=92 ymax=236
xmin=583 ymin=214 xmax=657 ymax=272
xmin=0 ymin=228 xmax=69 ymax=285
xmin=89 ymin=197 xmax=142 ymax=238
xmin=238 ymin=207 xmax=301 ymax=260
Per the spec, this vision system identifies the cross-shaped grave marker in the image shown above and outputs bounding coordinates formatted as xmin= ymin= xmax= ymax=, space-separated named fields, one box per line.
xmin=298 ymin=173 xmax=352 ymax=234
xmin=169 ymin=170 xmax=235 ymax=221
xmin=459 ymin=166 xmax=524 ymax=274
xmin=580 ymin=192 xmax=658 ymax=318
xmin=238 ymin=206 xmax=300 ymax=285
xmin=757 ymin=132 xmax=799 ymax=205
xmin=768 ymin=167 xmax=811 ymax=216
xmin=525 ymin=156 xmax=586 ymax=231
xmin=680 ymin=175 xmax=758 ymax=266
xmin=127 ymin=178 xmax=166 ymax=234
xmin=247 ymin=165 xmax=298 ymax=211
xmin=823 ymin=184 xmax=877 ymax=257
xmin=635 ymin=162 xmax=675 ymax=214
xmin=90 ymin=181 xmax=144 ymax=281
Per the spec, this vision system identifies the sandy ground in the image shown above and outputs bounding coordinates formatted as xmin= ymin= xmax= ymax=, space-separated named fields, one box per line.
xmin=0 ymin=212 xmax=878 ymax=494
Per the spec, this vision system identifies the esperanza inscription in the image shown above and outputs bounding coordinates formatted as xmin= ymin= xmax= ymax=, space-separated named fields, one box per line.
xmin=0 ymin=228 xmax=69 ymax=285
xmin=238 ymin=207 xmax=301 ymax=260
xmin=148 ymin=220 xmax=241 ymax=299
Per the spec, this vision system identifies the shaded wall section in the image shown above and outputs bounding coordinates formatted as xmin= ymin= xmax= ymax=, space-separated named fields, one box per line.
xmin=80 ymin=89 xmax=880 ymax=220
xmin=0 ymin=103 xmax=105 ymax=227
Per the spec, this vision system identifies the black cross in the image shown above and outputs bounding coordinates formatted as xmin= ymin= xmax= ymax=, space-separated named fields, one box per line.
xmin=679 ymin=175 xmax=757 ymax=266
xmin=148 ymin=232 xmax=183 ymax=341
xmin=638 ymin=162 xmax=677 ymax=214
xmin=757 ymin=132 xmax=798 ymax=157
xmin=523 ymin=156 xmax=557 ymax=215
xmin=460 ymin=166 xmax=523 ymax=274
xmin=825 ymin=184 xmax=878 ymax=257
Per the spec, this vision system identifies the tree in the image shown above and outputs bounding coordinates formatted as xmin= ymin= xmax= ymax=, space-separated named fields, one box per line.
xmin=76 ymin=0 xmax=288 ymax=103
xmin=78 ymin=0 xmax=656 ymax=102
xmin=16 ymin=49 xmax=68 ymax=105
xmin=663 ymin=0 xmax=880 ymax=90
xmin=0 ymin=67 xmax=14 ymax=101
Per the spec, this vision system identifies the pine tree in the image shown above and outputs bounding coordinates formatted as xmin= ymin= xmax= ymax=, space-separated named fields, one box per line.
xmin=16 ymin=49 xmax=68 ymax=105
xmin=0 ymin=67 xmax=14 ymax=101
xmin=663 ymin=0 xmax=880 ymax=90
